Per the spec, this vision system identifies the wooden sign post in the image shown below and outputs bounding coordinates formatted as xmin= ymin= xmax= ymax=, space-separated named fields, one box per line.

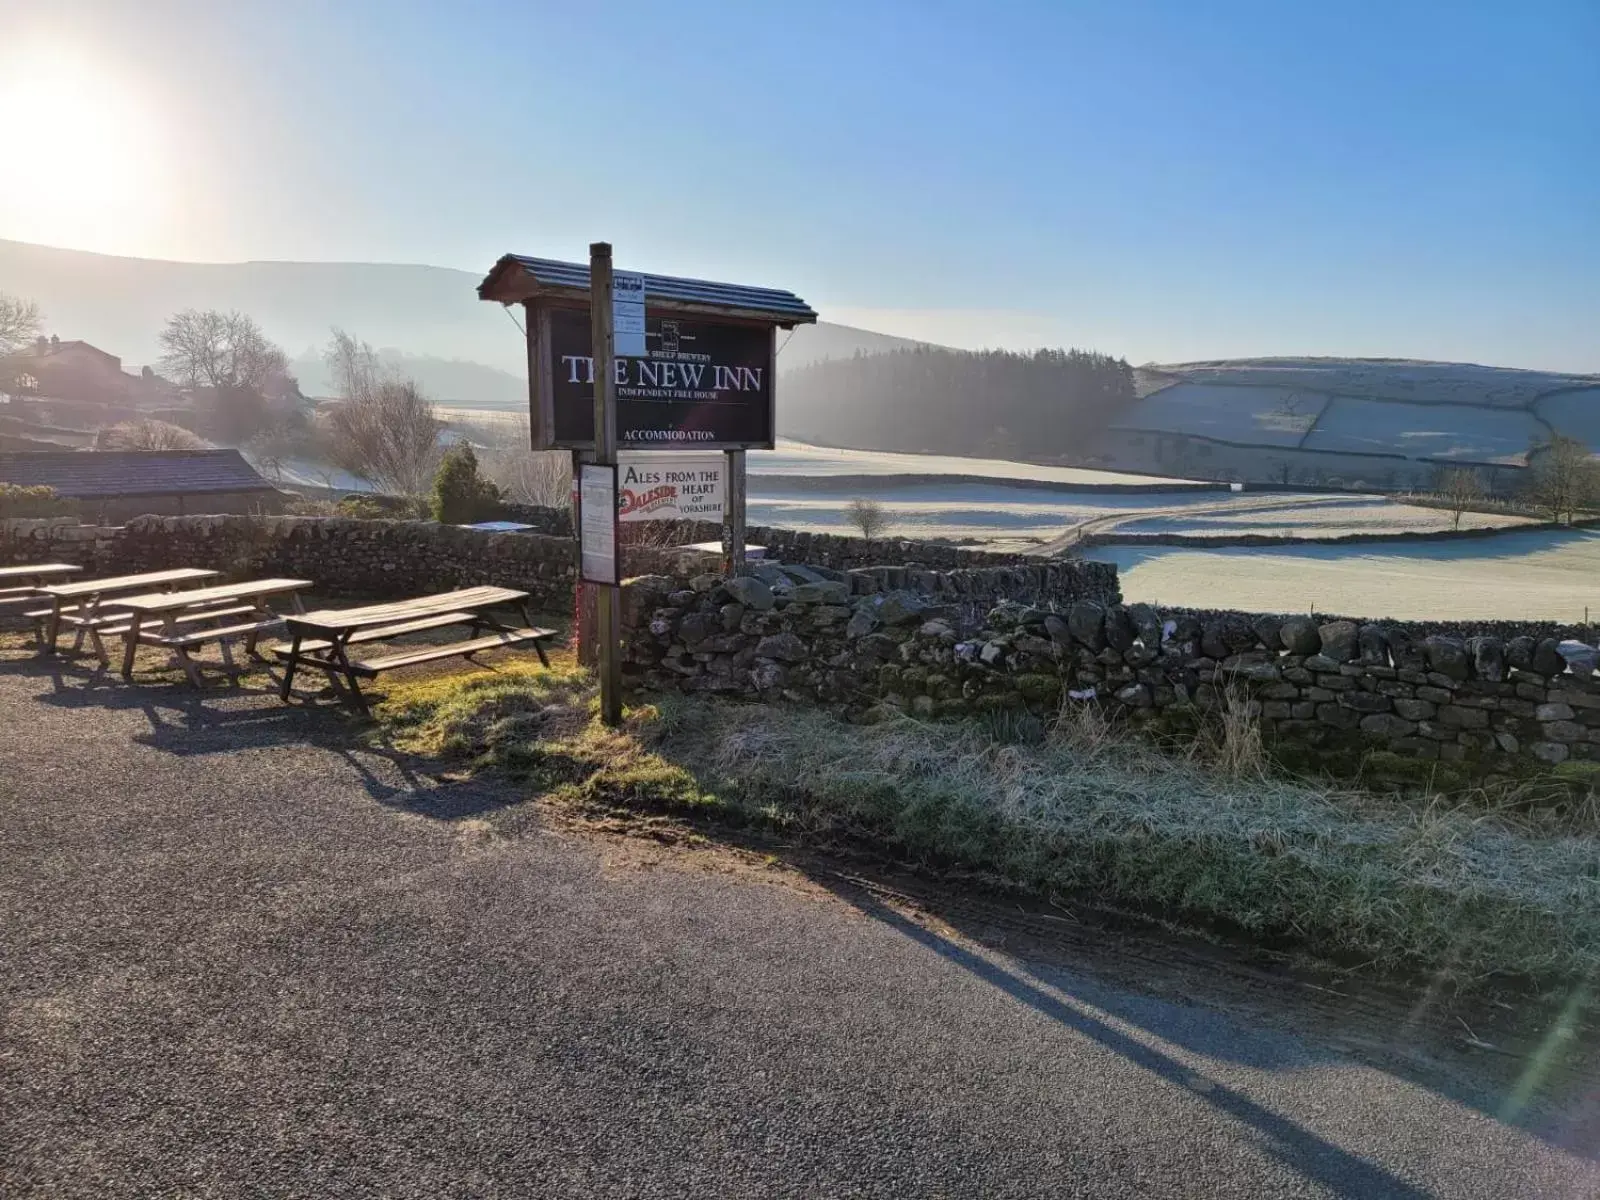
xmin=588 ymin=242 xmax=623 ymax=726
xmin=476 ymin=248 xmax=815 ymax=722
xmin=724 ymin=448 xmax=747 ymax=574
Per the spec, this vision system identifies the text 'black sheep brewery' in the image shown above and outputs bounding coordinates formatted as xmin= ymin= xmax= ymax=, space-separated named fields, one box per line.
xmin=476 ymin=252 xmax=817 ymax=451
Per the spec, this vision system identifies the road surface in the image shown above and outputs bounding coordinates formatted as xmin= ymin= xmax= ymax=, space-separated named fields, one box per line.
xmin=2 ymin=660 xmax=1596 ymax=1198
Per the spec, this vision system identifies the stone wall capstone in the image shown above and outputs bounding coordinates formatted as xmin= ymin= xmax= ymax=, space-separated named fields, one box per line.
xmin=636 ymin=519 xmax=1039 ymax=571
xmin=0 ymin=515 xmax=585 ymax=609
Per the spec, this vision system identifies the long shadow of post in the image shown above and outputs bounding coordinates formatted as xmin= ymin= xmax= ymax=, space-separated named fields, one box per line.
xmin=836 ymin=882 xmax=1432 ymax=1199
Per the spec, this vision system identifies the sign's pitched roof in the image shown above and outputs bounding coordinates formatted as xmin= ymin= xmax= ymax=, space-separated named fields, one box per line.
xmin=478 ymin=255 xmax=817 ymax=327
xmin=0 ymin=449 xmax=278 ymax=498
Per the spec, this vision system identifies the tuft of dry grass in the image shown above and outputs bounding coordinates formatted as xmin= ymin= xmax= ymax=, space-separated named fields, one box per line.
xmin=376 ymin=671 xmax=1600 ymax=986
xmin=1193 ymin=684 xmax=1268 ymax=780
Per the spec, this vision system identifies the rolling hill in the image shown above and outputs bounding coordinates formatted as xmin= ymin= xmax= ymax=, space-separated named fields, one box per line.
xmin=1094 ymin=357 xmax=1600 ymax=490
xmin=0 ymin=239 xmax=920 ymax=408
xmin=4 ymin=239 xmax=1596 ymax=488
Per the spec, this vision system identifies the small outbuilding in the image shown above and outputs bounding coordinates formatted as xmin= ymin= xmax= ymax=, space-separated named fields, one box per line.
xmin=0 ymin=449 xmax=285 ymax=522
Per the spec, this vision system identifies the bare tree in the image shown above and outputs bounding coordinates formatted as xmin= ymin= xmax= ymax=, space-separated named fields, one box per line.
xmin=322 ymin=378 xmax=442 ymax=496
xmin=0 ymin=293 xmax=43 ymax=356
xmin=158 ymin=309 xmax=289 ymax=393
xmin=1526 ymin=434 xmax=1599 ymax=524
xmin=477 ymin=413 xmax=572 ymax=508
xmin=1434 ymin=465 xmax=1484 ymax=530
xmin=97 ymin=419 xmax=209 ymax=451
xmin=324 ymin=327 xmax=384 ymax=404
xmin=845 ymin=496 xmax=891 ymax=541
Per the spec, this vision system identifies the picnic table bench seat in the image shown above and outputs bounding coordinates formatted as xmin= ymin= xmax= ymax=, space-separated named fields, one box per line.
xmin=276 ymin=587 xmax=555 ymax=713
xmin=96 ymin=604 xmax=263 ymax=639
xmin=157 ymin=616 xmax=286 ymax=650
xmin=348 ymin=627 xmax=553 ymax=676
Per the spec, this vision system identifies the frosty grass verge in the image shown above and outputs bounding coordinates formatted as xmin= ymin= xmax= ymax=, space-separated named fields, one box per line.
xmin=376 ymin=665 xmax=1600 ymax=986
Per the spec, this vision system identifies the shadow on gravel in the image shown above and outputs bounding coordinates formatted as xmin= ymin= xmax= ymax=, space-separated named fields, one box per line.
xmin=814 ymin=869 xmax=1600 ymax=1179
xmin=5 ymin=652 xmax=527 ymax=822
xmin=826 ymin=879 xmax=1435 ymax=1197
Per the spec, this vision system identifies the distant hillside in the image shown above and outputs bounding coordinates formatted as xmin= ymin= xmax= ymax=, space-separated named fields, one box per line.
xmin=8 ymin=241 xmax=1596 ymax=482
xmin=779 ymin=345 xmax=1135 ymax=460
xmin=778 ymin=322 xmax=924 ymax=369
xmin=0 ymin=239 xmax=927 ymax=409
xmin=1096 ymin=356 xmax=1600 ymax=491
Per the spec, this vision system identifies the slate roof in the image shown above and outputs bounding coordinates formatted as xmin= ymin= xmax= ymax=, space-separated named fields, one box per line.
xmin=8 ymin=339 xmax=121 ymax=367
xmin=0 ymin=450 xmax=278 ymax=498
xmin=478 ymin=254 xmax=817 ymax=327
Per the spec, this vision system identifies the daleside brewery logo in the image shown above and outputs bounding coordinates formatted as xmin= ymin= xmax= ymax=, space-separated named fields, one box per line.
xmin=619 ymin=482 xmax=679 ymax=518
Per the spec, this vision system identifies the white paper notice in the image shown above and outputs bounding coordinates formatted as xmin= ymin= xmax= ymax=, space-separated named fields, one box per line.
xmin=580 ymin=464 xmax=618 ymax=584
xmin=612 ymin=272 xmax=647 ymax=357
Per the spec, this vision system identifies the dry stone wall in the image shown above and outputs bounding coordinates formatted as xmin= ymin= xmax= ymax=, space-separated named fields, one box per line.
xmin=0 ymin=515 xmax=589 ymax=610
xmin=622 ymin=568 xmax=1600 ymax=777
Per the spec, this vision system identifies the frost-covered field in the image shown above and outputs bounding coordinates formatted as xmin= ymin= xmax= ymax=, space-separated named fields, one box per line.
xmin=1095 ymin=529 xmax=1600 ymax=622
xmin=747 ymin=484 xmax=1201 ymax=547
xmin=1298 ymin=397 xmax=1539 ymax=463
xmin=1106 ymin=494 xmax=1528 ymax=537
xmin=1537 ymin=387 xmax=1600 ymax=447
xmin=747 ymin=440 xmax=1193 ymax=485
xmin=748 ymin=481 xmax=1529 ymax=549
xmin=1147 ymin=358 xmax=1599 ymax=409
xmin=1109 ymin=383 xmax=1324 ymax=447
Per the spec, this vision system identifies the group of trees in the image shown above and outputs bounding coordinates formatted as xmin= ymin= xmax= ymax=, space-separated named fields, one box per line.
xmin=157 ymin=309 xmax=302 ymax=443
xmin=1430 ymin=435 xmax=1600 ymax=527
xmin=780 ymin=344 xmax=1137 ymax=460
xmin=1526 ymin=433 xmax=1600 ymax=524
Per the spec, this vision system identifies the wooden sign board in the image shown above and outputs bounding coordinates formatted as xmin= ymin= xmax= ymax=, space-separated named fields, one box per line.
xmin=529 ymin=304 xmax=776 ymax=451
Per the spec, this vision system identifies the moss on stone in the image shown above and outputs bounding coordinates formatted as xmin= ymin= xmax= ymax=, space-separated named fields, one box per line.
xmin=1014 ymin=673 xmax=1064 ymax=705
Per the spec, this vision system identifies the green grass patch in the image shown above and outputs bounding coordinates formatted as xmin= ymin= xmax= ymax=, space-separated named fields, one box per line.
xmin=376 ymin=670 xmax=1600 ymax=987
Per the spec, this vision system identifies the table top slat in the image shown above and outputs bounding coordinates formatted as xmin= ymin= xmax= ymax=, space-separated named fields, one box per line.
xmin=0 ymin=563 xmax=83 ymax=583
xmin=286 ymin=586 xmax=528 ymax=634
xmin=116 ymin=578 xmax=314 ymax=613
xmin=40 ymin=568 xmax=219 ymax=599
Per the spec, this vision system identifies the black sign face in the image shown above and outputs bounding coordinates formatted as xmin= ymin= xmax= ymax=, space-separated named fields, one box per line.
xmin=546 ymin=307 xmax=772 ymax=448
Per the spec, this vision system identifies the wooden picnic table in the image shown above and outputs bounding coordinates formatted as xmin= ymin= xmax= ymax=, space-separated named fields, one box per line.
xmin=0 ymin=563 xmax=83 ymax=617
xmin=35 ymin=568 xmax=220 ymax=655
xmin=0 ymin=563 xmax=83 ymax=585
xmin=114 ymin=577 xmax=313 ymax=686
xmin=277 ymin=585 xmax=553 ymax=713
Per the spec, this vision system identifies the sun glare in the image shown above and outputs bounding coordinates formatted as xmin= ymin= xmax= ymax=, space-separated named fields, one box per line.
xmin=0 ymin=39 xmax=170 ymax=252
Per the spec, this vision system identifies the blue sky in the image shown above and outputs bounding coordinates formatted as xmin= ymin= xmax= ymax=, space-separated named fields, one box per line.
xmin=2 ymin=0 xmax=1597 ymax=369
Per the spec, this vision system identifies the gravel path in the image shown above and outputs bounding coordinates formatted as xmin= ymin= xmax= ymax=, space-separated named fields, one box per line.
xmin=2 ymin=660 xmax=1597 ymax=1198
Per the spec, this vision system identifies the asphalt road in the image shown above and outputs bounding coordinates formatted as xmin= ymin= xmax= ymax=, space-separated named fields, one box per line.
xmin=2 ymin=660 xmax=1597 ymax=1198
